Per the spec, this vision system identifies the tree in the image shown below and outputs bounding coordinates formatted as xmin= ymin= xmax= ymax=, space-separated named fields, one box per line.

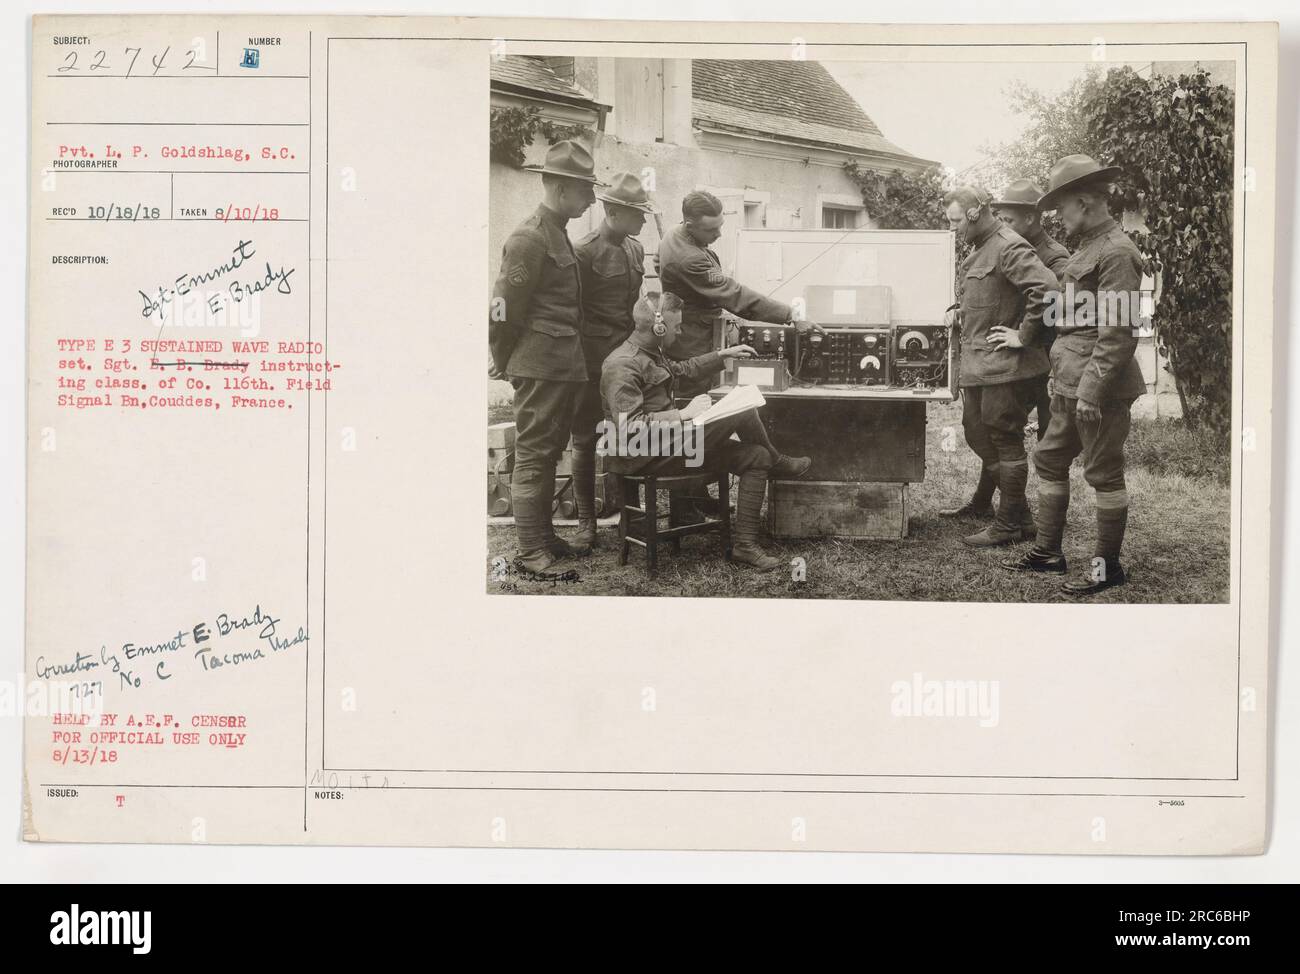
xmin=982 ymin=66 xmax=1234 ymax=438
xmin=842 ymin=163 xmax=951 ymax=230
xmin=1084 ymin=67 xmax=1234 ymax=437
xmin=489 ymin=105 xmax=594 ymax=167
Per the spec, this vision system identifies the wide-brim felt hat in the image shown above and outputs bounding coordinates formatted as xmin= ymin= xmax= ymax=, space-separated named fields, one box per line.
xmin=595 ymin=171 xmax=658 ymax=213
xmin=992 ymin=178 xmax=1047 ymax=210
xmin=1038 ymin=154 xmax=1122 ymax=210
xmin=522 ymin=139 xmax=601 ymax=184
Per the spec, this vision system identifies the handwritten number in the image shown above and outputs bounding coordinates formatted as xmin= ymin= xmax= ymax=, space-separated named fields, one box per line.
xmin=90 ymin=50 xmax=108 ymax=71
xmin=124 ymin=47 xmax=140 ymax=77
xmin=57 ymin=52 xmax=77 ymax=73
xmin=151 ymin=46 xmax=169 ymax=76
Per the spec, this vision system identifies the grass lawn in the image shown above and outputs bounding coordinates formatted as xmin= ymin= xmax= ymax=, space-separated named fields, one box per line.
xmin=487 ymin=400 xmax=1231 ymax=603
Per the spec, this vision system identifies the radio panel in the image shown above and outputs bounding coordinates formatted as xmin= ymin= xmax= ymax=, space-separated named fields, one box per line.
xmin=891 ymin=325 xmax=950 ymax=390
xmin=727 ymin=323 xmax=951 ymax=393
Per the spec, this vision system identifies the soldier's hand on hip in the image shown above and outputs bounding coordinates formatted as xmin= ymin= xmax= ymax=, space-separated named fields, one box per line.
xmin=1076 ymin=397 xmax=1102 ymax=423
xmin=720 ymin=344 xmax=756 ymax=359
xmin=987 ymin=326 xmax=1023 ymax=350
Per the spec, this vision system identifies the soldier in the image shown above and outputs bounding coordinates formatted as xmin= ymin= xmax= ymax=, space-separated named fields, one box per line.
xmin=658 ymin=190 xmax=822 ymax=523
xmin=941 ymin=185 xmax=1058 ymax=548
xmin=600 ymin=292 xmax=811 ymax=571
xmin=993 ymin=178 xmax=1070 ymax=439
xmin=569 ymin=173 xmax=656 ymax=547
xmin=658 ymin=190 xmax=822 ymax=398
xmin=943 ymin=179 xmax=1072 ymax=520
xmin=488 ymin=140 xmax=599 ymax=574
xmin=1002 ymin=155 xmax=1146 ymax=596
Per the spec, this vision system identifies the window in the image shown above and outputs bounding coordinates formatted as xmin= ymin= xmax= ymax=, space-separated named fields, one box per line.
xmin=744 ymin=202 xmax=766 ymax=229
xmin=822 ymin=205 xmax=860 ymax=230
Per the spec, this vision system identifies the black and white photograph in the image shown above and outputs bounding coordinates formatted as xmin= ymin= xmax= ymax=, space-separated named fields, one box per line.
xmin=486 ymin=53 xmax=1235 ymax=603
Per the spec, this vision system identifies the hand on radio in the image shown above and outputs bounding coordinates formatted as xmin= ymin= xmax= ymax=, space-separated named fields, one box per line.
xmin=987 ymin=326 xmax=1023 ymax=350
xmin=680 ymin=394 xmax=715 ymax=420
xmin=719 ymin=344 xmax=757 ymax=359
xmin=793 ymin=318 xmax=827 ymax=337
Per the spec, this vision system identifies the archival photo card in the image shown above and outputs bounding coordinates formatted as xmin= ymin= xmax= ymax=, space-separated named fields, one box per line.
xmin=23 ymin=15 xmax=1277 ymax=854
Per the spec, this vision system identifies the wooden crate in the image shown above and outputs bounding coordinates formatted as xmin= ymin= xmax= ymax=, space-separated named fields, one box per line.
xmin=761 ymin=398 xmax=926 ymax=482
xmin=767 ymin=480 xmax=908 ymax=539
xmin=487 ymin=421 xmax=516 ymax=449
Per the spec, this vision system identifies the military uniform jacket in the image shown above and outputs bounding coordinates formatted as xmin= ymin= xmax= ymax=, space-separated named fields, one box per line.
xmin=490 ymin=204 xmax=587 ymax=383
xmin=600 ymin=338 xmax=723 ymax=431
xmin=658 ymin=223 xmax=790 ymax=360
xmin=575 ymin=226 xmax=645 ymax=379
xmin=1049 ymin=217 xmax=1148 ymax=403
xmin=1025 ymin=226 xmax=1070 ymax=281
xmin=1024 ymin=226 xmax=1070 ymax=348
xmin=957 ymin=222 xmax=1056 ymax=387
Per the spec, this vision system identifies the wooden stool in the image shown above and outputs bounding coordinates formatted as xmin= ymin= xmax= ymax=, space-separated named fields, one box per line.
xmin=616 ymin=472 xmax=731 ymax=576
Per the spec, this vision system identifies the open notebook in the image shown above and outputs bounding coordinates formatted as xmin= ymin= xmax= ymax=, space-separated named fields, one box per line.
xmin=692 ymin=383 xmax=766 ymax=426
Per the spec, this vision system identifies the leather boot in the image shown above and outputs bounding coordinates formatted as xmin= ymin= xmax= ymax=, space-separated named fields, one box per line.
xmin=1001 ymin=548 xmax=1068 ymax=574
xmin=515 ymin=548 xmax=560 ymax=574
xmin=769 ymin=454 xmax=812 ymax=479
xmin=549 ymin=536 xmax=591 ymax=559
xmin=540 ymin=463 xmax=590 ymax=559
xmin=940 ymin=464 xmax=997 ymax=518
xmin=570 ymin=448 xmax=600 ymax=547
xmin=1061 ymin=558 xmax=1128 ymax=596
xmin=731 ymin=472 xmax=781 ymax=571
xmin=962 ymin=459 xmax=1028 ymax=548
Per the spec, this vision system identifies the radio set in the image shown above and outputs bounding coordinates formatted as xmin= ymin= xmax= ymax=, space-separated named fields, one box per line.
xmin=726 ymin=325 xmax=792 ymax=391
xmin=716 ymin=228 xmax=959 ymax=542
xmin=891 ymin=325 xmax=950 ymax=389
xmin=731 ymin=320 xmax=950 ymax=391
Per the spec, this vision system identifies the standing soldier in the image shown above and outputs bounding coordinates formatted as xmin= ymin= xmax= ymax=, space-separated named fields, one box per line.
xmin=658 ymin=190 xmax=822 ymax=523
xmin=993 ymin=178 xmax=1070 ymax=438
xmin=941 ymin=186 xmax=1058 ymax=548
xmin=489 ymin=140 xmax=600 ymax=574
xmin=944 ymin=179 xmax=1073 ymax=520
xmin=658 ymin=190 xmax=822 ymax=397
xmin=570 ymin=173 xmax=656 ymax=547
xmin=1002 ymin=155 xmax=1146 ymax=595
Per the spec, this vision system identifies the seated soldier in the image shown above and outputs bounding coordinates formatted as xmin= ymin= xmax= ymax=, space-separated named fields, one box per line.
xmin=599 ymin=291 xmax=810 ymax=571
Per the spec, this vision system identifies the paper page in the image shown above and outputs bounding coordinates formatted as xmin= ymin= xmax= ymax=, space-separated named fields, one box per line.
xmin=692 ymin=381 xmax=765 ymax=425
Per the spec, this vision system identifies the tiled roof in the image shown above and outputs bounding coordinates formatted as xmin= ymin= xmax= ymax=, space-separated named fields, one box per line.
xmin=693 ymin=60 xmax=880 ymax=134
xmin=693 ymin=59 xmax=928 ymax=162
xmin=491 ymin=55 xmax=930 ymax=164
xmin=694 ymin=99 xmax=924 ymax=161
xmin=490 ymin=56 xmax=597 ymax=104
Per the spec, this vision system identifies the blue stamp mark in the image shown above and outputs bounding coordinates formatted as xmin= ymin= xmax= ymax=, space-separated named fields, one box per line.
xmin=240 ymin=48 xmax=260 ymax=69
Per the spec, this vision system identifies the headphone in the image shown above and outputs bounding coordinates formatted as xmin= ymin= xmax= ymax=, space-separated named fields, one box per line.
xmin=652 ymin=312 xmax=667 ymax=337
